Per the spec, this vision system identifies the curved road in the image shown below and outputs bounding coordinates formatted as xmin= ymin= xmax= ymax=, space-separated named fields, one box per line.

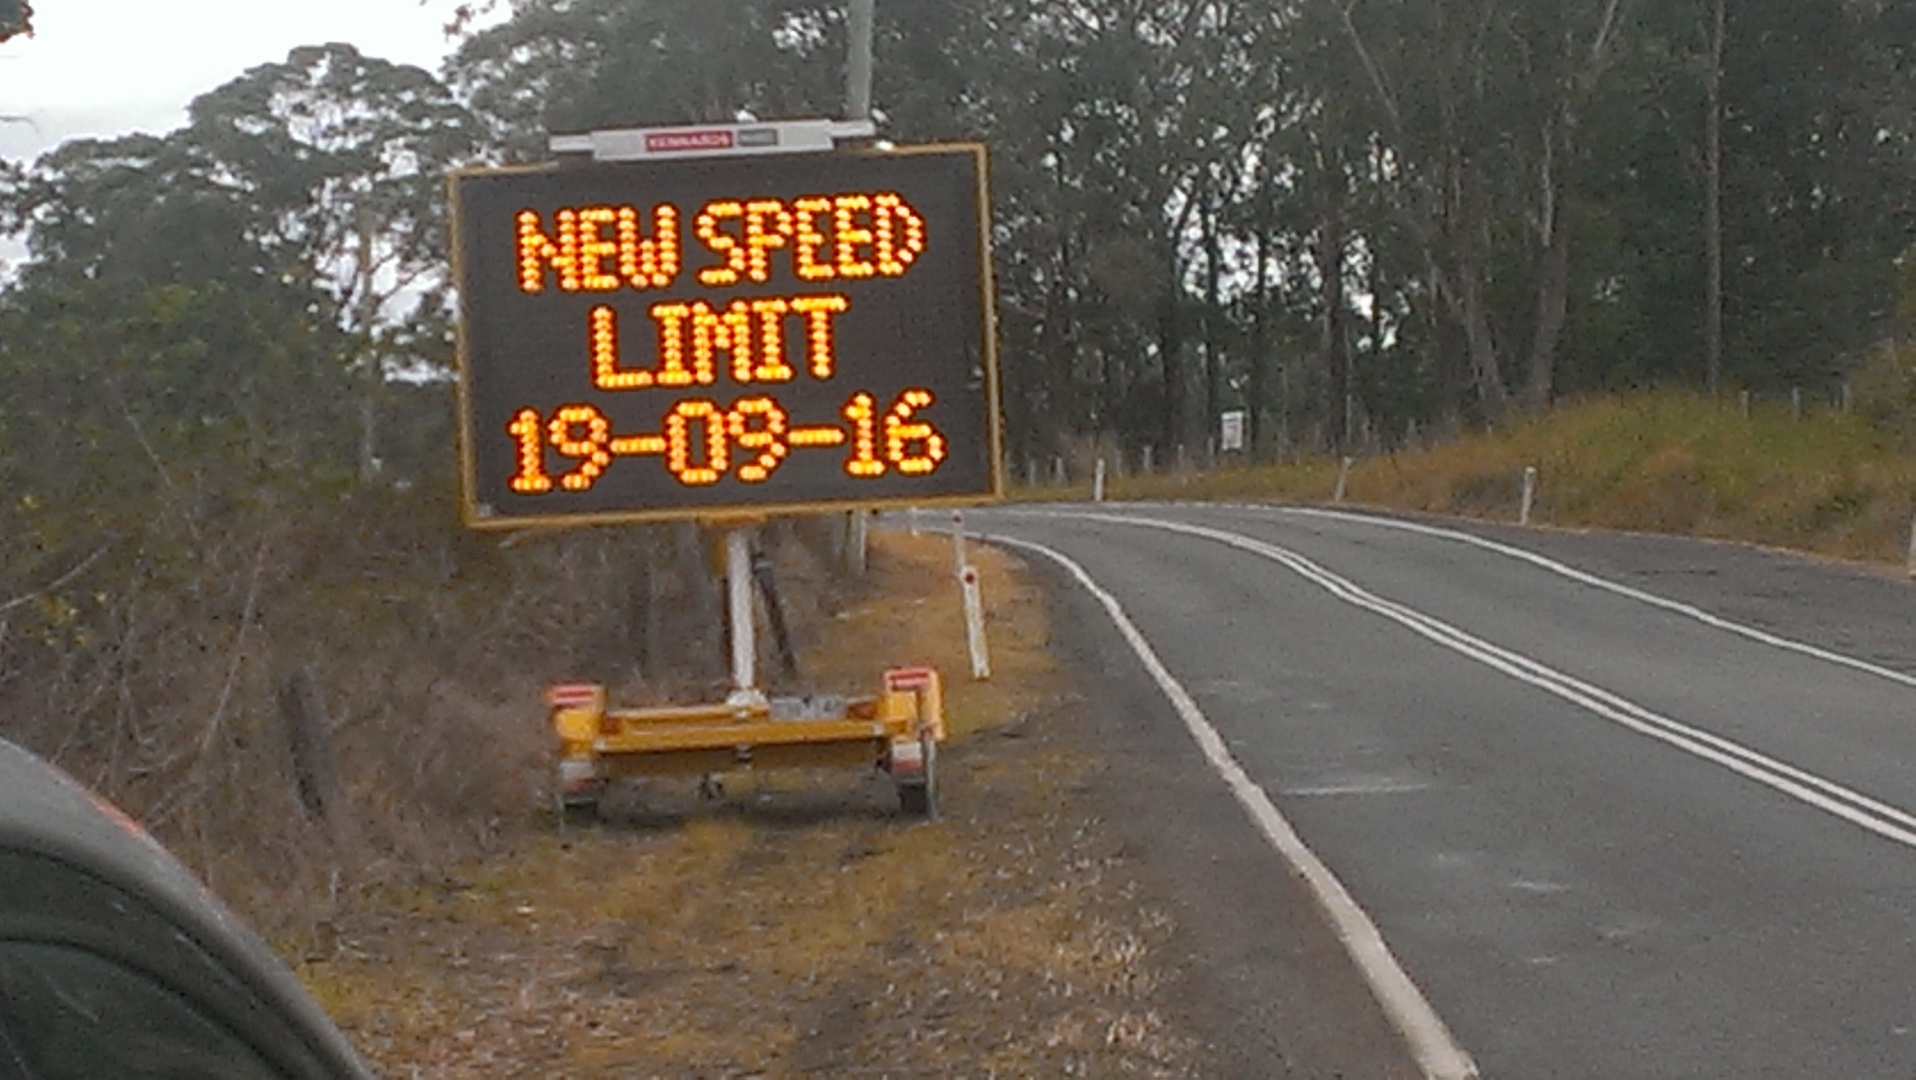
xmin=973 ymin=502 xmax=1916 ymax=1078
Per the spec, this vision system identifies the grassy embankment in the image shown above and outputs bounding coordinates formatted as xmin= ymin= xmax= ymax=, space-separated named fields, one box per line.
xmin=294 ymin=532 xmax=1199 ymax=1077
xmin=1036 ymin=391 xmax=1916 ymax=567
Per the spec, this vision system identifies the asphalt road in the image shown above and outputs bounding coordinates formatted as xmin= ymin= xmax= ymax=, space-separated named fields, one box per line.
xmin=972 ymin=502 xmax=1916 ymax=1079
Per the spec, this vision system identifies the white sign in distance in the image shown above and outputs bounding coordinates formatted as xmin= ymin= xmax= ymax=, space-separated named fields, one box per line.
xmin=1219 ymin=409 xmax=1248 ymax=453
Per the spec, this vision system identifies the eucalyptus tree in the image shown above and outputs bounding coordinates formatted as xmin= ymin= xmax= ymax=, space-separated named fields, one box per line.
xmin=0 ymin=0 xmax=28 ymax=42
xmin=1711 ymin=0 xmax=1914 ymax=388
xmin=447 ymin=0 xmax=847 ymax=159
xmin=1559 ymin=0 xmax=1915 ymax=394
xmin=0 ymin=132 xmax=355 ymax=473
xmin=0 ymin=129 xmax=356 ymax=661
xmin=957 ymin=0 xmax=1252 ymax=460
xmin=186 ymin=43 xmax=481 ymax=477
xmin=1315 ymin=0 xmax=1632 ymax=420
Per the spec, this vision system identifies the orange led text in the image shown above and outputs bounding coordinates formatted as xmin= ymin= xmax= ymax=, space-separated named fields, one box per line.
xmin=590 ymin=294 xmax=849 ymax=391
xmin=516 ymin=192 xmax=923 ymax=294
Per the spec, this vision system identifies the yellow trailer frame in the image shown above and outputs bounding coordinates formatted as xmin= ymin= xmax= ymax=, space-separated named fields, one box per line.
xmin=546 ymin=667 xmax=946 ymax=818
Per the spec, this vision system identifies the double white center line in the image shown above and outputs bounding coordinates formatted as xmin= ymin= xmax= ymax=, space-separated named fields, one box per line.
xmin=1052 ymin=510 xmax=1916 ymax=850
xmin=985 ymin=509 xmax=1916 ymax=1079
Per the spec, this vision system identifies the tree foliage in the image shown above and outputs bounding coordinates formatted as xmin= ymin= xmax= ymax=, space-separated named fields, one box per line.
xmin=0 ymin=0 xmax=29 ymax=43
xmin=0 ymin=0 xmax=1910 ymax=926
xmin=8 ymin=0 xmax=1907 ymax=483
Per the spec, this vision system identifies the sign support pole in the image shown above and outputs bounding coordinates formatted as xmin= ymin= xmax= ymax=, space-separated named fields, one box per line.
xmin=847 ymin=0 xmax=875 ymax=122
xmin=725 ymin=527 xmax=763 ymax=708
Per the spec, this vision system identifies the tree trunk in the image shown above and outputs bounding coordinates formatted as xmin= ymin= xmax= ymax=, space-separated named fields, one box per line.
xmin=1524 ymin=110 xmax=1575 ymax=411
xmin=1032 ymin=248 xmax=1066 ymax=461
xmin=1451 ymin=256 xmax=1509 ymax=425
xmin=1319 ymin=197 xmax=1350 ymax=452
xmin=1430 ymin=272 xmax=1469 ymax=429
xmin=1203 ymin=201 xmax=1224 ymax=445
xmin=1703 ymin=0 xmax=1726 ymax=394
xmin=1249 ymin=221 xmax=1272 ymax=457
xmin=278 ymin=668 xmax=336 ymax=825
xmin=1158 ymin=290 xmax=1184 ymax=457
xmin=1367 ymin=221 xmax=1389 ymax=445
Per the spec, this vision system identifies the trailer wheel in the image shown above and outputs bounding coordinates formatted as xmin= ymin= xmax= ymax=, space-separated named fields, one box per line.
xmin=557 ymin=792 xmax=601 ymax=826
xmin=897 ymin=736 xmax=938 ymax=819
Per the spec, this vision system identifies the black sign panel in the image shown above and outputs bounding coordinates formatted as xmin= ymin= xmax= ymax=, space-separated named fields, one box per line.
xmin=450 ymin=144 xmax=1001 ymax=527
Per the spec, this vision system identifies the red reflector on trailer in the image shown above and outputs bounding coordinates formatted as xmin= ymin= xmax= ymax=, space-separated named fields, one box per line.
xmin=546 ymin=684 xmax=602 ymax=709
xmin=884 ymin=667 xmax=935 ymax=692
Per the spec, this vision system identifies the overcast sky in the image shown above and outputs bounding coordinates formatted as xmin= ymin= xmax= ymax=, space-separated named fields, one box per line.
xmin=0 ymin=0 xmax=482 ymax=164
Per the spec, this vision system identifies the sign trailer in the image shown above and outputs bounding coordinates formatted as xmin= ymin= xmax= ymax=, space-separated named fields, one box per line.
xmin=449 ymin=124 xmax=998 ymax=817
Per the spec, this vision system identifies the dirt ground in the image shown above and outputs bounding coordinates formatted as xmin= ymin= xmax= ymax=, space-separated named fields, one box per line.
xmin=293 ymin=532 xmax=1211 ymax=1076
xmin=293 ymin=527 xmax=1416 ymax=1077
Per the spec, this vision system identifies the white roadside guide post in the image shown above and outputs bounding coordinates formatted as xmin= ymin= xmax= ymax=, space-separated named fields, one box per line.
xmin=950 ymin=511 xmax=991 ymax=679
xmin=1520 ymin=465 xmax=1538 ymax=527
xmin=1093 ymin=457 xmax=1107 ymax=503
xmin=961 ymin=564 xmax=991 ymax=679
xmin=950 ymin=510 xmax=967 ymax=577
xmin=1333 ymin=456 xmax=1355 ymax=503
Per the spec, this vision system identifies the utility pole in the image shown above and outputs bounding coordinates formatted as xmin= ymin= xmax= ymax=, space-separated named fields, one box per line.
xmin=840 ymin=0 xmax=878 ymax=577
xmin=847 ymin=0 xmax=875 ymax=122
xmin=1702 ymin=0 xmax=1725 ymax=395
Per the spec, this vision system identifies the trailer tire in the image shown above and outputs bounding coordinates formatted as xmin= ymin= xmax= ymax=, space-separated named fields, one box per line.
xmin=897 ymin=736 xmax=938 ymax=819
xmin=556 ymin=789 xmax=601 ymax=827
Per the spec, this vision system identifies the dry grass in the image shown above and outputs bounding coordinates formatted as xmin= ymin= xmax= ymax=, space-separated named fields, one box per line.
xmin=295 ymin=531 xmax=1201 ymax=1078
xmin=1035 ymin=391 xmax=1916 ymax=566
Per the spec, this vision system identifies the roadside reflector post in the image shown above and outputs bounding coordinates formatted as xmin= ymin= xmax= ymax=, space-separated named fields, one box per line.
xmin=1906 ymin=513 xmax=1916 ymax=579
xmin=1093 ymin=457 xmax=1108 ymax=503
xmin=1333 ymin=456 xmax=1355 ymax=503
xmin=950 ymin=511 xmax=967 ymax=577
xmin=961 ymin=564 xmax=991 ymax=680
xmin=847 ymin=509 xmax=869 ymax=577
xmin=1520 ymin=465 xmax=1538 ymax=526
xmin=907 ymin=506 xmax=921 ymax=537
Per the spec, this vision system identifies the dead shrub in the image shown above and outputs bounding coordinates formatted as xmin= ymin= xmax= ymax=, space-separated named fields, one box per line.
xmin=0 ymin=489 xmax=864 ymax=940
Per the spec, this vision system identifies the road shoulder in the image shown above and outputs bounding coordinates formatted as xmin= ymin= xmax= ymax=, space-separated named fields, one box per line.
xmin=1028 ymin=549 xmax=1423 ymax=1078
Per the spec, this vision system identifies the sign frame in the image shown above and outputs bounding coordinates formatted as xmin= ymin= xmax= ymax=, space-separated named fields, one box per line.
xmin=449 ymin=141 xmax=1003 ymax=530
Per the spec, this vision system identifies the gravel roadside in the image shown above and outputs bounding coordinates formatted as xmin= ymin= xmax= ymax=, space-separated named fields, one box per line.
xmin=294 ymin=532 xmax=1418 ymax=1077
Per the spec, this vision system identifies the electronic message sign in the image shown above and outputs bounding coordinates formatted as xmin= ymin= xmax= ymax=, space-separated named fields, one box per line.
xmin=450 ymin=144 xmax=1001 ymax=528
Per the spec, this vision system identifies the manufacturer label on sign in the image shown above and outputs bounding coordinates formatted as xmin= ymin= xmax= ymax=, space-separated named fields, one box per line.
xmin=645 ymin=130 xmax=735 ymax=153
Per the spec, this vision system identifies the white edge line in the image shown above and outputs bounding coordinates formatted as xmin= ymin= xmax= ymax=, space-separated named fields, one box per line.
xmin=983 ymin=530 xmax=1479 ymax=1080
